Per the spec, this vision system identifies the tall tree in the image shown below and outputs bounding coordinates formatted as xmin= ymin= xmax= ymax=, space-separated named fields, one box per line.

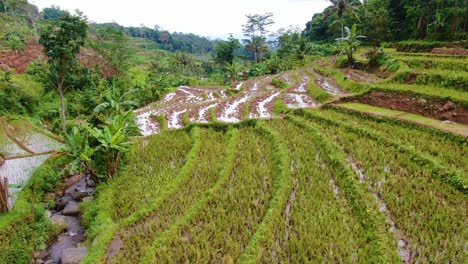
xmin=214 ymin=35 xmax=240 ymax=65
xmin=327 ymin=0 xmax=361 ymax=38
xmin=93 ymin=26 xmax=135 ymax=77
xmin=362 ymin=0 xmax=392 ymax=47
xmin=40 ymin=13 xmax=88 ymax=133
xmin=242 ymin=13 xmax=274 ymax=63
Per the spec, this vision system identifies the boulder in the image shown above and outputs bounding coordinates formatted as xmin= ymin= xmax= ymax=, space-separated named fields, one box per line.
xmin=56 ymin=195 xmax=72 ymax=211
xmin=50 ymin=214 xmax=67 ymax=227
xmin=70 ymin=191 xmax=88 ymax=201
xmin=82 ymin=196 xmax=94 ymax=203
xmin=62 ymin=201 xmax=80 ymax=216
xmin=60 ymin=247 xmax=87 ymax=264
xmin=441 ymin=101 xmax=456 ymax=112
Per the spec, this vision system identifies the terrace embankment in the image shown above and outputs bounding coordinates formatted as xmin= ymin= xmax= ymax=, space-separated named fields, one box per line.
xmin=347 ymin=91 xmax=468 ymax=124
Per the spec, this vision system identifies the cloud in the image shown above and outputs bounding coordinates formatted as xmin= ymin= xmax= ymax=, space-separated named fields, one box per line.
xmin=31 ymin=0 xmax=330 ymax=38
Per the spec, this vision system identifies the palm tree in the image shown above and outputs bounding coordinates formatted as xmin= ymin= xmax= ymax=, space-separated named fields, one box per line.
xmin=327 ymin=0 xmax=361 ymax=38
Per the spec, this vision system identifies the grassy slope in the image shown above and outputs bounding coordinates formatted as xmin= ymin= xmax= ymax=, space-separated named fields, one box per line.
xmin=336 ymin=103 xmax=468 ymax=137
xmin=298 ymin=114 xmax=467 ymax=263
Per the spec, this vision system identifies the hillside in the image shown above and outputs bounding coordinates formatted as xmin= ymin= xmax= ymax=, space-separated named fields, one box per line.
xmin=0 ymin=1 xmax=467 ymax=263
xmin=78 ymin=47 xmax=468 ymax=263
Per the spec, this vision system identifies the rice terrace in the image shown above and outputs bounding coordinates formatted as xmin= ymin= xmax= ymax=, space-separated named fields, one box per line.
xmin=0 ymin=0 xmax=467 ymax=263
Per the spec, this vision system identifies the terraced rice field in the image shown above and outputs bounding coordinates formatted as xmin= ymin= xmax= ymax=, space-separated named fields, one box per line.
xmin=0 ymin=118 xmax=61 ymax=206
xmin=86 ymin=51 xmax=467 ymax=263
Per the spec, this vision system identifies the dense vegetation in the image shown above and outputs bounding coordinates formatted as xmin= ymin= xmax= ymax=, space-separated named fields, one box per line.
xmin=0 ymin=0 xmax=466 ymax=263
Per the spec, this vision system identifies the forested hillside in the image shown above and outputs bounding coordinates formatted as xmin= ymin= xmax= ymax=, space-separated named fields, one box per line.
xmin=0 ymin=0 xmax=466 ymax=263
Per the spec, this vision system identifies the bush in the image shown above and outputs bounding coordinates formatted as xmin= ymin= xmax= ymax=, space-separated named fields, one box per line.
xmin=368 ymin=49 xmax=400 ymax=72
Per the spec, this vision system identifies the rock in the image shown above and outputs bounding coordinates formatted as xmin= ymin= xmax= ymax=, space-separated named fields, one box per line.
xmin=86 ymin=177 xmax=96 ymax=188
xmin=35 ymin=259 xmax=45 ymax=264
xmin=44 ymin=260 xmax=55 ymax=264
xmin=61 ymin=247 xmax=87 ymax=264
xmin=441 ymin=101 xmax=456 ymax=112
xmin=50 ymin=214 xmax=67 ymax=227
xmin=417 ymin=98 xmax=427 ymax=104
xmin=70 ymin=191 xmax=88 ymax=201
xmin=82 ymin=196 xmax=94 ymax=203
xmin=36 ymin=250 xmax=49 ymax=260
xmin=56 ymin=195 xmax=72 ymax=211
xmin=442 ymin=120 xmax=456 ymax=125
xmin=62 ymin=201 xmax=80 ymax=216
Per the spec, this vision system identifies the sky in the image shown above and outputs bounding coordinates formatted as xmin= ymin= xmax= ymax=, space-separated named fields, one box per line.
xmin=30 ymin=0 xmax=331 ymax=39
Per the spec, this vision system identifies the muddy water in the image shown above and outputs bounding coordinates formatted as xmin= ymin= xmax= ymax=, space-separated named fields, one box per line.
xmin=168 ymin=110 xmax=187 ymax=129
xmin=0 ymin=121 xmax=61 ymax=207
xmin=0 ymin=154 xmax=50 ymax=206
xmin=250 ymin=92 xmax=281 ymax=119
xmin=192 ymin=103 xmax=217 ymax=123
xmin=218 ymin=94 xmax=251 ymax=122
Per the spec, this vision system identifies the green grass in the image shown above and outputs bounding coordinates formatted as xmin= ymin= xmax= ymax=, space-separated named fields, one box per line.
xmin=316 ymin=107 xmax=468 ymax=174
xmin=108 ymin=128 xmax=232 ymax=263
xmin=304 ymin=73 xmax=333 ymax=103
xmin=0 ymin=156 xmax=67 ymax=264
xmin=373 ymin=83 xmax=468 ymax=105
xmin=336 ymin=103 xmax=468 ymax=137
xmin=82 ymin=129 xmax=196 ymax=263
xmin=392 ymin=69 xmax=468 ymax=91
xmin=144 ymin=127 xmax=275 ymax=263
xmin=249 ymin=118 xmax=396 ymax=262
xmin=271 ymin=78 xmax=289 ymax=89
xmin=312 ymin=64 xmax=368 ymax=93
xmin=297 ymin=113 xmax=467 ymax=263
xmin=400 ymin=57 xmax=468 ymax=72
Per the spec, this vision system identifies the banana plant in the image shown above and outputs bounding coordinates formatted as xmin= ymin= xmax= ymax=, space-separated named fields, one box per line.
xmin=335 ymin=24 xmax=366 ymax=63
xmin=62 ymin=126 xmax=97 ymax=177
xmin=90 ymin=114 xmax=133 ymax=179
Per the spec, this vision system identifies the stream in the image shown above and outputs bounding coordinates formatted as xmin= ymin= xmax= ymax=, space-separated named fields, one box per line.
xmin=34 ymin=175 xmax=94 ymax=264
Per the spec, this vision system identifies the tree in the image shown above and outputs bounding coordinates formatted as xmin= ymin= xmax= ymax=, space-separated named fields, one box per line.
xmin=214 ymin=35 xmax=240 ymax=65
xmin=223 ymin=60 xmax=243 ymax=82
xmin=92 ymin=26 xmax=135 ymax=77
xmin=336 ymin=24 xmax=366 ymax=63
xmin=41 ymin=5 xmax=69 ymax=20
xmin=242 ymin=13 xmax=274 ymax=63
xmin=40 ymin=13 xmax=88 ymax=133
xmin=327 ymin=0 xmax=361 ymax=38
xmin=362 ymin=1 xmax=393 ymax=47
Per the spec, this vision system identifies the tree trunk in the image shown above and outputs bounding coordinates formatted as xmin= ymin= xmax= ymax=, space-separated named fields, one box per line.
xmin=57 ymin=79 xmax=67 ymax=134
xmin=0 ymin=177 xmax=8 ymax=213
xmin=2 ymin=0 xmax=7 ymax=14
xmin=254 ymin=45 xmax=258 ymax=63
xmin=341 ymin=18 xmax=344 ymax=38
